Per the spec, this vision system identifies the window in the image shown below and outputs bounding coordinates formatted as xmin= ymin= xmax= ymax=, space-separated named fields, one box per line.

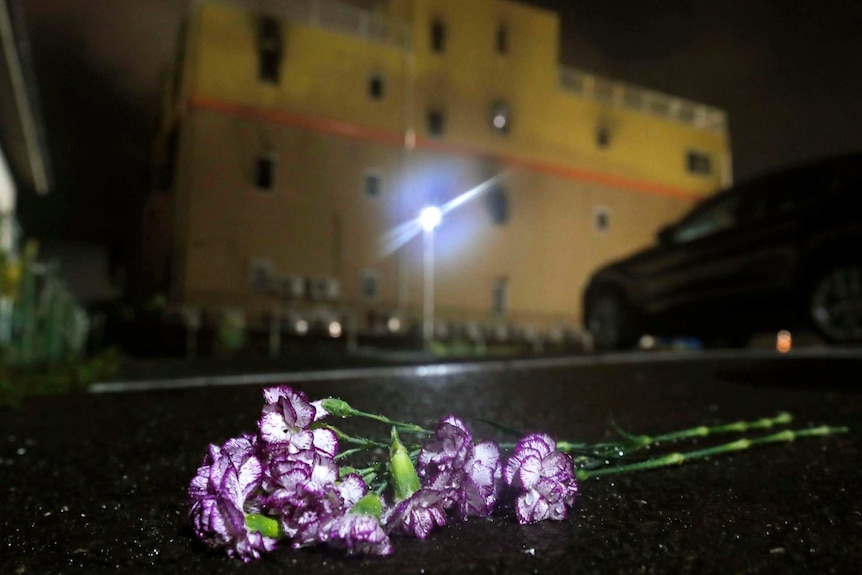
xmin=593 ymin=205 xmax=611 ymax=233
xmin=490 ymin=100 xmax=511 ymax=135
xmin=427 ymin=109 xmax=445 ymax=137
xmin=596 ymin=125 xmax=611 ymax=148
xmin=255 ymin=153 xmax=277 ymax=191
xmin=430 ymin=19 xmax=446 ymax=52
xmin=492 ymin=277 xmax=509 ymax=316
xmin=248 ymin=259 xmax=273 ymax=294
xmin=686 ymin=150 xmax=713 ymax=175
xmin=363 ymin=171 xmax=382 ymax=198
xmin=486 ymin=185 xmax=509 ymax=225
xmin=360 ymin=269 xmax=379 ymax=300
xmin=673 ymin=193 xmax=740 ymax=243
xmin=495 ymin=23 xmax=508 ymax=54
xmin=368 ymin=73 xmax=385 ymax=100
xmin=257 ymin=15 xmax=283 ymax=84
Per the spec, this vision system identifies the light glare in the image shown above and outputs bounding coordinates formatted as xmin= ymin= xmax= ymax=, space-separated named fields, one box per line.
xmin=419 ymin=206 xmax=442 ymax=231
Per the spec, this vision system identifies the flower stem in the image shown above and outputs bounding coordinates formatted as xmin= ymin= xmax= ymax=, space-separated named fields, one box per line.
xmin=648 ymin=412 xmax=793 ymax=444
xmin=550 ymin=412 xmax=797 ymax=462
xmin=575 ymin=425 xmax=849 ymax=480
xmin=350 ymin=409 xmax=431 ymax=435
xmin=315 ymin=423 xmax=388 ymax=450
xmin=320 ymin=397 xmax=431 ymax=434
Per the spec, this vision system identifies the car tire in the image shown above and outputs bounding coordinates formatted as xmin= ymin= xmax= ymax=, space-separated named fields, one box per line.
xmin=808 ymin=261 xmax=862 ymax=344
xmin=585 ymin=290 xmax=640 ymax=352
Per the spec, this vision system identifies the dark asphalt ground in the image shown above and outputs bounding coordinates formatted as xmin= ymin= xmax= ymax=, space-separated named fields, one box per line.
xmin=1 ymin=349 xmax=860 ymax=574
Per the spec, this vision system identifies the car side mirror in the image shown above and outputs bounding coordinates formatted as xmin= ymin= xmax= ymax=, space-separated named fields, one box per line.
xmin=657 ymin=225 xmax=675 ymax=245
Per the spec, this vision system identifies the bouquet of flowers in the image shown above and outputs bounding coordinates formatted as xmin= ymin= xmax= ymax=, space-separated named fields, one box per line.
xmin=187 ymin=385 xmax=847 ymax=561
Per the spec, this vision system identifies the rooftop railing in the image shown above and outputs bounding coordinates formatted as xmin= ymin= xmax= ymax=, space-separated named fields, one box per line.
xmin=560 ymin=67 xmax=727 ymax=132
xmin=216 ymin=0 xmax=411 ymax=50
xmin=206 ymin=2 xmax=725 ymax=132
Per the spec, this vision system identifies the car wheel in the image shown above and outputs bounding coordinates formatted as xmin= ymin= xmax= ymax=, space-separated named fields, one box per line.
xmin=808 ymin=262 xmax=862 ymax=344
xmin=586 ymin=291 xmax=639 ymax=352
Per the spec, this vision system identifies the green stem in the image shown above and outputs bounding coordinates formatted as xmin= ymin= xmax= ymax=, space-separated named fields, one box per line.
xmin=315 ymin=423 xmax=388 ymax=450
xmin=649 ymin=412 xmax=793 ymax=444
xmin=350 ymin=408 xmax=431 ymax=435
xmin=575 ymin=425 xmax=848 ymax=480
xmin=320 ymin=397 xmax=431 ymax=434
xmin=552 ymin=413 xmax=797 ymax=462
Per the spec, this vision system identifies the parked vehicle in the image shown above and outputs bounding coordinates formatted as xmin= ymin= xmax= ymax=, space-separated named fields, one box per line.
xmin=582 ymin=153 xmax=862 ymax=351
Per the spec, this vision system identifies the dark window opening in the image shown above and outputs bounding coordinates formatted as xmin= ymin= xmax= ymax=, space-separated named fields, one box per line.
xmin=255 ymin=155 xmax=276 ymax=191
xmin=431 ymin=19 xmax=446 ymax=52
xmin=686 ymin=150 xmax=713 ymax=175
xmin=257 ymin=15 xmax=283 ymax=84
xmin=596 ymin=126 xmax=611 ymax=148
xmin=492 ymin=277 xmax=509 ymax=316
xmin=594 ymin=206 xmax=610 ymax=233
xmin=427 ymin=110 xmax=445 ymax=136
xmin=486 ymin=186 xmax=509 ymax=225
xmin=368 ymin=74 xmax=385 ymax=100
xmin=496 ymin=24 xmax=508 ymax=54
xmin=360 ymin=270 xmax=379 ymax=300
xmin=364 ymin=172 xmax=382 ymax=198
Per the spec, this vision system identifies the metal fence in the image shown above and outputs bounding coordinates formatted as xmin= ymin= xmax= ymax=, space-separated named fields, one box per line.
xmin=559 ymin=67 xmax=727 ymax=132
xmin=1 ymin=215 xmax=89 ymax=366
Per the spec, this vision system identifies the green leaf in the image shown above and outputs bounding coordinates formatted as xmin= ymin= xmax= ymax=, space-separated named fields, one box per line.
xmin=350 ymin=493 xmax=383 ymax=519
xmin=245 ymin=513 xmax=283 ymax=539
xmin=473 ymin=417 xmax=523 ymax=438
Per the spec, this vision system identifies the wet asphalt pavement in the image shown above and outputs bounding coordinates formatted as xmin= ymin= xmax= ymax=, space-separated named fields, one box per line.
xmin=1 ymin=349 xmax=860 ymax=574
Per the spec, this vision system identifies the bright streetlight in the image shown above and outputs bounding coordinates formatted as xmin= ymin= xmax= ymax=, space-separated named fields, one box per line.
xmin=419 ymin=205 xmax=442 ymax=232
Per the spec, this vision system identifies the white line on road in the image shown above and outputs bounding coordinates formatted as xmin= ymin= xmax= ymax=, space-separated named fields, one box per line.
xmin=87 ymin=347 xmax=862 ymax=394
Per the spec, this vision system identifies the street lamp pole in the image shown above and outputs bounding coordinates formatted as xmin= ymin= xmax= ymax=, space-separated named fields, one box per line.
xmin=419 ymin=206 xmax=442 ymax=350
xmin=423 ymin=225 xmax=434 ymax=348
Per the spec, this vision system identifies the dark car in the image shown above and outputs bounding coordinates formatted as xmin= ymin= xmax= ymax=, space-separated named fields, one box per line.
xmin=582 ymin=152 xmax=862 ymax=351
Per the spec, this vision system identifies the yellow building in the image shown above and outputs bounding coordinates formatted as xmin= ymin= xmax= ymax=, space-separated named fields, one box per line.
xmin=144 ymin=0 xmax=731 ymax=345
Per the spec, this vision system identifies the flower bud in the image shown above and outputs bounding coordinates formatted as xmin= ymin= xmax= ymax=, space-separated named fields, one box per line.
xmin=389 ymin=428 xmax=421 ymax=501
xmin=321 ymin=397 xmax=354 ymax=418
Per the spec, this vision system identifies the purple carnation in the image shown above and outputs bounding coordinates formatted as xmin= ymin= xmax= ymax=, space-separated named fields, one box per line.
xmin=188 ymin=434 xmax=277 ymax=561
xmin=503 ymin=433 xmax=578 ymax=524
xmin=264 ymin=452 xmax=340 ymax=518
xmin=322 ymin=513 xmax=393 ymax=556
xmin=384 ymin=488 xmax=448 ymax=539
xmin=418 ymin=416 xmax=502 ymax=519
xmin=265 ymin=453 xmax=368 ymax=549
xmin=258 ymin=386 xmax=337 ymax=457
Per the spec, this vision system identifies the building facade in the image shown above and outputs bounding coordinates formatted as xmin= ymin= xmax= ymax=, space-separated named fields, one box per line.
xmin=145 ymin=0 xmax=731 ymax=343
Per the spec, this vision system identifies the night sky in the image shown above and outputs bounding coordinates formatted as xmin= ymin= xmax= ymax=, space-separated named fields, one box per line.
xmin=14 ymin=0 xmax=862 ymax=286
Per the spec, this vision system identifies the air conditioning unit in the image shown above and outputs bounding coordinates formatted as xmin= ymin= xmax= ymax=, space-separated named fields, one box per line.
xmin=308 ymin=277 xmax=340 ymax=302
xmin=275 ymin=275 xmax=305 ymax=300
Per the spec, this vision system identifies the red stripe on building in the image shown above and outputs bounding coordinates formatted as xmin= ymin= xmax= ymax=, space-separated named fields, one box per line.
xmin=188 ymin=94 xmax=702 ymax=201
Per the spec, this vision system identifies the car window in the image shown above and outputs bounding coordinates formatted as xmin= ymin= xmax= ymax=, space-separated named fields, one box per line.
xmin=749 ymin=170 xmax=818 ymax=218
xmin=672 ymin=193 xmax=741 ymax=243
xmin=748 ymin=159 xmax=861 ymax=220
